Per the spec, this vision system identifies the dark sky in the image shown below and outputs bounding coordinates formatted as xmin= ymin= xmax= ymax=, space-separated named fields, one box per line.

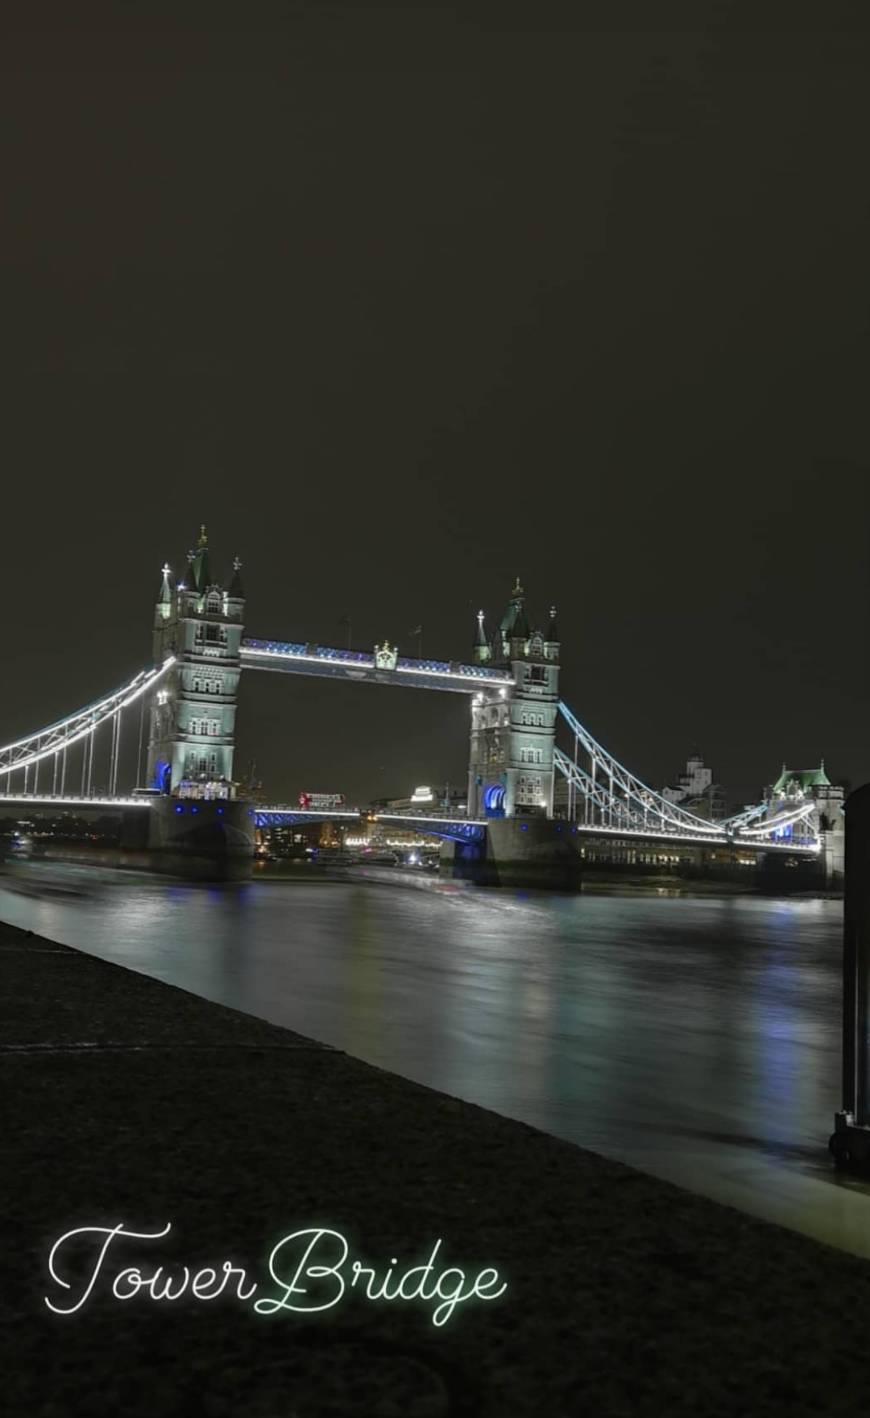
xmin=3 ymin=1 xmax=869 ymax=808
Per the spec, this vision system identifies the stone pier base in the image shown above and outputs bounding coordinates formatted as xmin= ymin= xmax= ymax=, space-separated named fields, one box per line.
xmin=121 ymin=797 xmax=254 ymax=881
xmin=442 ymin=817 xmax=582 ymax=890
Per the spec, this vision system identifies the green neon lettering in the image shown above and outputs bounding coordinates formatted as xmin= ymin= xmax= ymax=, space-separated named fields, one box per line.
xmin=254 ymin=1229 xmax=347 ymax=1315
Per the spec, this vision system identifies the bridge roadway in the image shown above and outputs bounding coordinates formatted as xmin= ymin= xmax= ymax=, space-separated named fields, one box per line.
xmin=0 ymin=793 xmax=820 ymax=855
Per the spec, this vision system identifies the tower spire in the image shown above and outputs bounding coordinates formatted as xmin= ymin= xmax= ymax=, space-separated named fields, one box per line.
xmin=473 ymin=608 xmax=491 ymax=663
xmin=186 ymin=524 xmax=212 ymax=591
xmin=158 ymin=561 xmax=173 ymax=604
xmin=228 ymin=555 xmax=244 ymax=599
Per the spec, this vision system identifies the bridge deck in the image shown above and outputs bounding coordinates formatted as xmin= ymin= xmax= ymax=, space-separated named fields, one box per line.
xmin=0 ymin=795 xmax=819 ymax=854
xmin=240 ymin=639 xmax=513 ymax=694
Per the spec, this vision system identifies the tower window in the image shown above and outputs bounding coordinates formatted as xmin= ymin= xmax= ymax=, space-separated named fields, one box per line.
xmin=516 ymin=774 xmax=540 ymax=804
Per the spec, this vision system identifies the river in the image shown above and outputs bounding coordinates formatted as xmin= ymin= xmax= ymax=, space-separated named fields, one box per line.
xmin=4 ymin=868 xmax=868 ymax=1257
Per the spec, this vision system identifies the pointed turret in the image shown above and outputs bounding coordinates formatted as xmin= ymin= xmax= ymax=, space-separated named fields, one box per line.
xmin=183 ymin=524 xmax=213 ymax=593
xmin=512 ymin=602 xmax=531 ymax=640
xmin=473 ymin=608 xmax=491 ymax=663
xmin=154 ymin=561 xmax=175 ymax=630
xmin=499 ymin=576 xmax=531 ymax=652
xmin=228 ymin=555 xmax=244 ymax=599
xmin=158 ymin=561 xmax=173 ymax=606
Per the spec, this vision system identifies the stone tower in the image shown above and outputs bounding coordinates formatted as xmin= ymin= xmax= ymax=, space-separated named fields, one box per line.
xmin=146 ymin=527 xmax=245 ymax=798
xmin=467 ymin=580 xmax=560 ymax=818
xmin=766 ymin=761 xmax=845 ymax=887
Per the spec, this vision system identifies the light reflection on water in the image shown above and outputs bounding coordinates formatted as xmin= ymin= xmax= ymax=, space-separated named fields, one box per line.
xmin=3 ymin=874 xmax=867 ymax=1256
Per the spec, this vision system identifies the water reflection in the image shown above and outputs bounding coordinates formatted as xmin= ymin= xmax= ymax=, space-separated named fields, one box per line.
xmin=2 ymin=875 xmax=865 ymax=1255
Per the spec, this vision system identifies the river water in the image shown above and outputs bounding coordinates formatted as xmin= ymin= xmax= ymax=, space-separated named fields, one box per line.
xmin=4 ymin=869 xmax=868 ymax=1257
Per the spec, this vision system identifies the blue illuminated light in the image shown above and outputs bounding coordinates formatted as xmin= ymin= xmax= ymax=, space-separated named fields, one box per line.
xmin=174 ymin=805 xmax=184 ymax=814
xmin=217 ymin=807 xmax=224 ymax=815
xmin=191 ymin=806 xmax=199 ymax=814
xmin=483 ymin=784 xmax=505 ymax=817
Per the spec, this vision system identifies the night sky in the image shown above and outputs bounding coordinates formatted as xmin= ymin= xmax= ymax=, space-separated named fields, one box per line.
xmin=3 ymin=2 xmax=869 ymax=809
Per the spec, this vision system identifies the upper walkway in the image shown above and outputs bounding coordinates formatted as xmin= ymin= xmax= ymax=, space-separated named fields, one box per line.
xmin=240 ymin=638 xmax=514 ymax=693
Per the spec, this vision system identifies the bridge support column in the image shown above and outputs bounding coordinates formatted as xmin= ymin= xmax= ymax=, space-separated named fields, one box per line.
xmin=442 ymin=819 xmax=582 ymax=890
xmin=122 ymin=798 xmax=254 ymax=881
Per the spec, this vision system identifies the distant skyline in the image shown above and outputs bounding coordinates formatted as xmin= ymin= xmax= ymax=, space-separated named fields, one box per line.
xmin=2 ymin=3 xmax=869 ymax=807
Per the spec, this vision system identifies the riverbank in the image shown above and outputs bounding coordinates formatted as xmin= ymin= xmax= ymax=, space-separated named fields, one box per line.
xmin=2 ymin=916 xmax=870 ymax=1415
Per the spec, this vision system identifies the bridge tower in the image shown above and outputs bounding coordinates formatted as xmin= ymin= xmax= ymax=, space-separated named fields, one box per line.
xmin=146 ymin=527 xmax=245 ymax=797
xmin=467 ymin=581 xmax=560 ymax=819
xmin=765 ymin=762 xmax=845 ymax=887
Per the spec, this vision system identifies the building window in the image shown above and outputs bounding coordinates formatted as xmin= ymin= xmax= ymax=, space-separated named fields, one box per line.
xmin=525 ymin=665 xmax=546 ymax=685
xmin=520 ymin=747 xmax=543 ymax=765
xmin=206 ymin=593 xmax=221 ymax=614
xmin=205 ymin=624 xmax=220 ymax=643
xmin=520 ymin=710 xmax=544 ymax=727
xmin=517 ymin=774 xmax=539 ymax=804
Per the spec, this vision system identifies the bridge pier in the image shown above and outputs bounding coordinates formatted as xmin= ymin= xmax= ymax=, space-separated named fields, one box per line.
xmin=441 ymin=818 xmax=582 ymax=890
xmin=121 ymin=798 xmax=254 ymax=881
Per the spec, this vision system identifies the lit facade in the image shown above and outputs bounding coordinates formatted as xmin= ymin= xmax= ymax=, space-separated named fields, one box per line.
xmin=764 ymin=762 xmax=845 ymax=859
xmin=146 ymin=527 xmax=245 ymax=798
xmin=467 ymin=581 xmax=560 ymax=818
xmin=662 ymin=751 xmax=726 ymax=820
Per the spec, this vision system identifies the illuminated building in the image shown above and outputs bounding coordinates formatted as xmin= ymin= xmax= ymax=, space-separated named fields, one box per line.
xmin=467 ymin=581 xmax=560 ymax=818
xmin=146 ymin=527 xmax=245 ymax=798
xmin=662 ymin=752 xmax=726 ymax=820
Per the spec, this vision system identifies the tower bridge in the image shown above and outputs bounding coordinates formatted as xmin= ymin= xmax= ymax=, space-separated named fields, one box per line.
xmin=0 ymin=528 xmax=844 ymax=886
